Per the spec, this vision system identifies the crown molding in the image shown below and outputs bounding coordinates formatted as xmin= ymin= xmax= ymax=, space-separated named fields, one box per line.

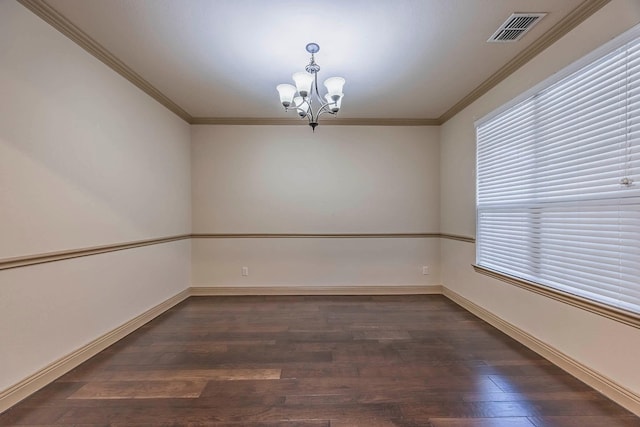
xmin=437 ymin=0 xmax=611 ymax=123
xmin=16 ymin=0 xmax=193 ymax=123
xmin=190 ymin=117 xmax=441 ymax=126
xmin=191 ymin=117 xmax=309 ymax=126
xmin=18 ymin=0 xmax=609 ymax=127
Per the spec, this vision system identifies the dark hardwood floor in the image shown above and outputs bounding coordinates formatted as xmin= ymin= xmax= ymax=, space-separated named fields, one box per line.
xmin=2 ymin=295 xmax=639 ymax=426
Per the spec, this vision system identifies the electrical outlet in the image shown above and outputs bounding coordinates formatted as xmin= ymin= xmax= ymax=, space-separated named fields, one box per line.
xmin=422 ymin=266 xmax=429 ymax=275
xmin=241 ymin=266 xmax=249 ymax=276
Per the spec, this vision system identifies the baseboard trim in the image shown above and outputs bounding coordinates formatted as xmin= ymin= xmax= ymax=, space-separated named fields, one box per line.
xmin=2 ymin=285 xmax=638 ymax=418
xmin=442 ymin=287 xmax=640 ymax=417
xmin=190 ymin=285 xmax=443 ymax=296
xmin=0 ymin=288 xmax=190 ymax=413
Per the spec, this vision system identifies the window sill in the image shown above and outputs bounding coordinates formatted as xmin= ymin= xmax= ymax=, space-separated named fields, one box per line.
xmin=472 ymin=264 xmax=640 ymax=329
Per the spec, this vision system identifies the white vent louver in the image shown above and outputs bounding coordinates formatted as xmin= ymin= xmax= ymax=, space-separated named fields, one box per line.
xmin=488 ymin=13 xmax=547 ymax=42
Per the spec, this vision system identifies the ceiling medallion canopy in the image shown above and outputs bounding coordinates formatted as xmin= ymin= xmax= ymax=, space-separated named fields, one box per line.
xmin=276 ymin=43 xmax=345 ymax=131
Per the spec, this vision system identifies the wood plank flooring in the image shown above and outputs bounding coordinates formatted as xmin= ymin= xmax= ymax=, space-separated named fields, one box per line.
xmin=1 ymin=295 xmax=639 ymax=426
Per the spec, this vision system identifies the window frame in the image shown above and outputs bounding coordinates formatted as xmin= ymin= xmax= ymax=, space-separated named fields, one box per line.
xmin=474 ymin=23 xmax=640 ymax=329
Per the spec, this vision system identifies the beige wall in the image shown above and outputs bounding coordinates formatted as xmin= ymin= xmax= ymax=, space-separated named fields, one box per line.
xmin=440 ymin=0 xmax=640 ymax=394
xmin=191 ymin=125 xmax=441 ymax=287
xmin=0 ymin=1 xmax=191 ymax=392
xmin=4 ymin=0 xmax=640 ymax=411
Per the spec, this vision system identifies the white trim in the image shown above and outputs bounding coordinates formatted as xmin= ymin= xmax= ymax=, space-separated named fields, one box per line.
xmin=189 ymin=285 xmax=443 ymax=296
xmin=0 ymin=289 xmax=190 ymax=413
xmin=475 ymin=22 xmax=640 ymax=127
xmin=2 ymin=285 xmax=638 ymax=418
xmin=1 ymin=233 xmax=472 ymax=271
xmin=442 ymin=287 xmax=640 ymax=417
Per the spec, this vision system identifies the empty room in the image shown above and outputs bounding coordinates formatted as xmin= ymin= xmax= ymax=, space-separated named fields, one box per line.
xmin=1 ymin=0 xmax=640 ymax=425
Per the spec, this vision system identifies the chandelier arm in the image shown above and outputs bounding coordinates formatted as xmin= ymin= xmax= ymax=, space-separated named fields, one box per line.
xmin=309 ymin=74 xmax=337 ymax=109
xmin=293 ymin=102 xmax=315 ymax=123
xmin=305 ymin=107 xmax=316 ymax=123
xmin=302 ymin=97 xmax=316 ymax=122
xmin=316 ymin=105 xmax=338 ymax=119
xmin=289 ymin=93 xmax=337 ymax=121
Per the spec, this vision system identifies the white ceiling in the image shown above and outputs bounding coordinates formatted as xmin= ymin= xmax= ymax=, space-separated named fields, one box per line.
xmin=40 ymin=0 xmax=589 ymax=121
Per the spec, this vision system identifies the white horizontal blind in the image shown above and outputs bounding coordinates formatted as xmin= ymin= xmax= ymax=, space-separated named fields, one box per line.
xmin=476 ymin=30 xmax=640 ymax=315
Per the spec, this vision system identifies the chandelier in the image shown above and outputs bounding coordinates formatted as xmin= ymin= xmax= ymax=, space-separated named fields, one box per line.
xmin=276 ymin=43 xmax=345 ymax=131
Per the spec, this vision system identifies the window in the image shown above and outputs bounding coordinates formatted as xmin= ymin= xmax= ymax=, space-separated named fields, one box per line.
xmin=475 ymin=25 xmax=640 ymax=317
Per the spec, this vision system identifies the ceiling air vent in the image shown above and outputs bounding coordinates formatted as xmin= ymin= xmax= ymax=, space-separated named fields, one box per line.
xmin=488 ymin=13 xmax=547 ymax=43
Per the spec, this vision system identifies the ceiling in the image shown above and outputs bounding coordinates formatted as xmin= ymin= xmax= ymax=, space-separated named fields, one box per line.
xmin=21 ymin=0 xmax=606 ymax=124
